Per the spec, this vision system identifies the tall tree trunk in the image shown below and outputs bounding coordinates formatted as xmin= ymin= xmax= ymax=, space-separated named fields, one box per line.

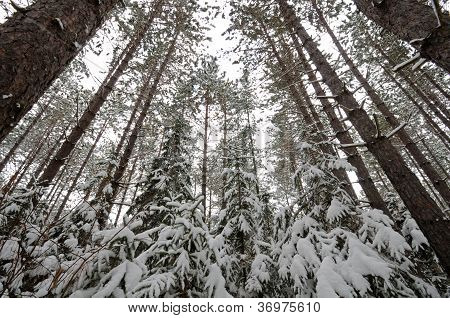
xmin=372 ymin=42 xmax=450 ymax=129
xmin=27 ymin=122 xmax=69 ymax=187
xmin=0 ymin=101 xmax=49 ymax=174
xmin=260 ymin=22 xmax=357 ymax=199
xmin=94 ymin=67 xmax=154 ymax=200
xmin=98 ymin=29 xmax=179 ymax=227
xmin=312 ymin=0 xmax=450 ymax=206
xmin=37 ymin=5 xmax=163 ymax=188
xmin=202 ymin=91 xmax=211 ymax=212
xmin=352 ymin=0 xmax=450 ymax=72
xmin=0 ymin=0 xmax=122 ymax=141
xmin=1 ymin=125 xmax=53 ymax=199
xmin=378 ymin=63 xmax=450 ymax=149
xmin=219 ymin=97 xmax=228 ymax=210
xmin=420 ymin=138 xmax=450 ymax=180
xmin=54 ymin=119 xmax=109 ymax=220
xmin=244 ymin=106 xmax=260 ymax=195
xmin=422 ymin=71 xmax=450 ymax=100
xmin=417 ymin=81 xmax=450 ymax=121
xmin=2 ymin=135 xmax=46 ymax=197
xmin=277 ymin=0 xmax=450 ymax=274
xmin=289 ymin=32 xmax=390 ymax=216
xmin=114 ymin=155 xmax=138 ymax=227
xmin=403 ymin=149 xmax=445 ymax=209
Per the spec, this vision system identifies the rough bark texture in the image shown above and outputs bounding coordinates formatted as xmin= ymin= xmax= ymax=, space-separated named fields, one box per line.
xmin=0 ymin=0 xmax=121 ymax=142
xmin=37 ymin=5 xmax=163 ymax=188
xmin=312 ymin=0 xmax=450 ymax=206
xmin=352 ymin=0 xmax=450 ymax=72
xmin=277 ymin=0 xmax=450 ymax=274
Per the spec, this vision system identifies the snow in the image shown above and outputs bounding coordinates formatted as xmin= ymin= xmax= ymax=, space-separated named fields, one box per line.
xmin=132 ymin=273 xmax=176 ymax=297
xmin=205 ymin=264 xmax=232 ymax=298
xmin=316 ymin=257 xmax=353 ymax=298
xmin=103 ymin=184 xmax=113 ymax=195
xmin=372 ymin=227 xmax=411 ymax=260
xmin=94 ymin=226 xmax=136 ymax=246
xmin=326 ymin=198 xmax=349 ymax=222
xmin=64 ymin=238 xmax=79 ymax=249
xmin=0 ymin=239 xmax=20 ymax=260
xmin=55 ymin=18 xmax=64 ymax=30
xmin=73 ymin=41 xmax=83 ymax=50
xmin=92 ymin=262 xmax=128 ymax=298
xmin=402 ymin=217 xmax=429 ymax=251
xmin=4 ymin=203 xmax=20 ymax=213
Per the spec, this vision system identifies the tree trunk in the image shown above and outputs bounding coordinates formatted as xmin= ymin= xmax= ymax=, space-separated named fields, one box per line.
xmin=114 ymin=155 xmax=138 ymax=227
xmin=372 ymin=42 xmax=450 ymax=129
xmin=202 ymin=91 xmax=211 ymax=212
xmin=2 ymin=136 xmax=46 ymax=197
xmin=277 ymin=0 xmax=450 ymax=274
xmin=94 ymin=66 xmax=153 ymax=200
xmin=403 ymin=149 xmax=445 ymax=209
xmin=260 ymin=22 xmax=357 ymax=199
xmin=219 ymin=97 xmax=228 ymax=210
xmin=244 ymin=106 xmax=261 ymax=196
xmin=378 ymin=63 xmax=450 ymax=149
xmin=289 ymin=31 xmax=389 ymax=216
xmin=1 ymin=125 xmax=53 ymax=198
xmin=37 ymin=5 xmax=163 ymax=188
xmin=420 ymin=137 xmax=450 ymax=181
xmin=422 ymin=71 xmax=450 ymax=100
xmin=0 ymin=101 xmax=49 ymax=174
xmin=352 ymin=0 xmax=450 ymax=72
xmin=0 ymin=0 xmax=122 ymax=142
xmin=98 ymin=29 xmax=179 ymax=227
xmin=27 ymin=122 xmax=69 ymax=187
xmin=312 ymin=0 xmax=450 ymax=206
xmin=55 ymin=119 xmax=109 ymax=220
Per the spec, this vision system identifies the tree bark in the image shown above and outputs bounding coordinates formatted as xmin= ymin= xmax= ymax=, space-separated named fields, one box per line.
xmin=37 ymin=4 xmax=163 ymax=188
xmin=244 ymin=105 xmax=261 ymax=196
xmin=0 ymin=0 xmax=121 ymax=142
xmin=219 ymin=96 xmax=229 ymax=210
xmin=277 ymin=0 xmax=450 ymax=274
xmin=352 ymin=0 xmax=450 ymax=72
xmin=312 ymin=0 xmax=450 ymax=206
